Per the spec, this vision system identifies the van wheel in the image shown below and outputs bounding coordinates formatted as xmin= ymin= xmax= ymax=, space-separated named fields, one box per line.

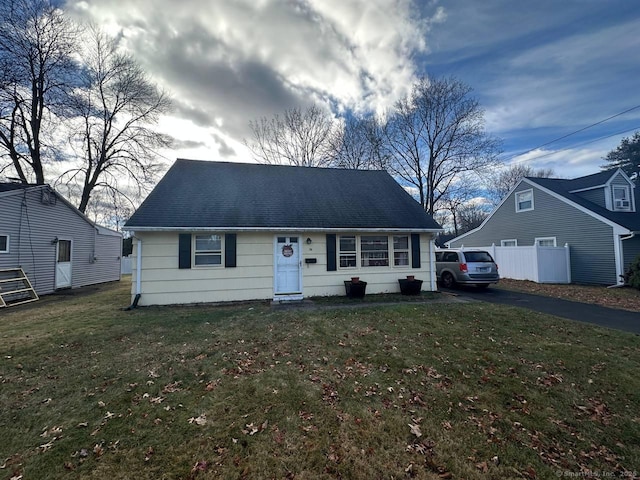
xmin=441 ymin=272 xmax=455 ymax=289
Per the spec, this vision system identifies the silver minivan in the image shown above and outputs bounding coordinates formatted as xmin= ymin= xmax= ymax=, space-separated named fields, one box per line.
xmin=435 ymin=249 xmax=499 ymax=289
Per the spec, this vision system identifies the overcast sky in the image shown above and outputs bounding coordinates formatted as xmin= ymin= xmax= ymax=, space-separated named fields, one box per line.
xmin=66 ymin=0 xmax=640 ymax=179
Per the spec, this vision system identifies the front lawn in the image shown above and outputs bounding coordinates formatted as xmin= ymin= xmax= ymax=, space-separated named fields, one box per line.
xmin=1 ymin=281 xmax=639 ymax=479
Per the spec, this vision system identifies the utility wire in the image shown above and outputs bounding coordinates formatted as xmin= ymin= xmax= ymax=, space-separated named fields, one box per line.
xmin=510 ymin=124 xmax=640 ymax=164
xmin=506 ymin=104 xmax=640 ymax=163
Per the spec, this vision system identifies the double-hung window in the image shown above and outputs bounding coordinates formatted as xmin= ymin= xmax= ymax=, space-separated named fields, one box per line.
xmin=0 ymin=234 xmax=8 ymax=253
xmin=515 ymin=189 xmax=533 ymax=212
xmin=613 ymin=185 xmax=631 ymax=211
xmin=393 ymin=235 xmax=410 ymax=266
xmin=339 ymin=236 xmax=357 ymax=267
xmin=194 ymin=234 xmax=222 ymax=266
xmin=360 ymin=235 xmax=389 ymax=267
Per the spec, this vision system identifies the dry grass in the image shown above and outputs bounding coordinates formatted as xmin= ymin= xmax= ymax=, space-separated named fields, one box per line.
xmin=1 ymin=280 xmax=639 ymax=479
xmin=496 ymin=278 xmax=640 ymax=312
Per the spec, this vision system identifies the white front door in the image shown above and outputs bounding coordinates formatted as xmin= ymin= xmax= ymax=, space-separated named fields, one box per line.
xmin=274 ymin=236 xmax=302 ymax=296
xmin=55 ymin=239 xmax=72 ymax=289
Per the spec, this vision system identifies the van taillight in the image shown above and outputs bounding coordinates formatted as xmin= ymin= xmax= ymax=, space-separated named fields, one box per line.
xmin=459 ymin=263 xmax=468 ymax=273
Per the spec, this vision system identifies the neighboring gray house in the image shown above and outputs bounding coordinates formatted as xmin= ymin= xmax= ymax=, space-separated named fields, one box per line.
xmin=0 ymin=183 xmax=122 ymax=296
xmin=448 ymin=169 xmax=640 ymax=285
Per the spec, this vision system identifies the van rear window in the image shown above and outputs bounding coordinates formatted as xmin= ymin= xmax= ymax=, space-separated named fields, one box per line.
xmin=464 ymin=251 xmax=494 ymax=262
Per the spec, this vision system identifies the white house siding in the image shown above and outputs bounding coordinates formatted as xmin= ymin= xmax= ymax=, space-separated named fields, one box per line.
xmin=132 ymin=232 xmax=436 ymax=306
xmin=0 ymin=187 xmax=121 ymax=295
xmin=449 ymin=184 xmax=617 ymax=284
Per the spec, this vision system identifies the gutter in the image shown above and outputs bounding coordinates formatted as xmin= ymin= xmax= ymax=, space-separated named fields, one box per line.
xmin=123 ymin=226 xmax=444 ymax=233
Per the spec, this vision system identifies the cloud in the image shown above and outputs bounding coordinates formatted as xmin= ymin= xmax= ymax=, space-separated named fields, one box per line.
xmin=67 ymin=0 xmax=436 ymax=161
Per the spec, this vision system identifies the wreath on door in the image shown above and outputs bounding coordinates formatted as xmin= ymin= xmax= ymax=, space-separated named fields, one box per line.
xmin=282 ymin=244 xmax=294 ymax=257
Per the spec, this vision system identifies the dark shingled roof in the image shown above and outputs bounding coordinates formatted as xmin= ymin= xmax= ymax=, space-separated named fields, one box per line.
xmin=529 ymin=174 xmax=640 ymax=232
xmin=0 ymin=182 xmax=32 ymax=193
xmin=125 ymin=159 xmax=442 ymax=231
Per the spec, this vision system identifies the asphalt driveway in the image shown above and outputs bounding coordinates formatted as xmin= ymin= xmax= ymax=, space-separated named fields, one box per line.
xmin=442 ymin=286 xmax=640 ymax=335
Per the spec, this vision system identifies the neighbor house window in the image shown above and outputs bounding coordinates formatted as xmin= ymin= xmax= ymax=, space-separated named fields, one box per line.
xmin=535 ymin=237 xmax=556 ymax=247
xmin=0 ymin=235 xmax=8 ymax=253
xmin=194 ymin=234 xmax=222 ymax=266
xmin=339 ymin=235 xmax=357 ymax=268
xmin=515 ymin=189 xmax=534 ymax=212
xmin=501 ymin=239 xmax=517 ymax=247
xmin=361 ymin=235 xmax=389 ymax=267
xmin=613 ymin=185 xmax=631 ymax=211
xmin=393 ymin=235 xmax=410 ymax=266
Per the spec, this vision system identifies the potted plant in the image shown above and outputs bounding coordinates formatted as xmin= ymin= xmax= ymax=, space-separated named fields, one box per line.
xmin=398 ymin=276 xmax=422 ymax=295
xmin=344 ymin=278 xmax=367 ymax=298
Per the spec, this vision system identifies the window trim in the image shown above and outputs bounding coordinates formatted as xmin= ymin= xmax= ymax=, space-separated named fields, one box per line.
xmin=392 ymin=235 xmax=411 ymax=267
xmin=0 ymin=234 xmax=8 ymax=253
xmin=535 ymin=237 xmax=557 ymax=247
xmin=360 ymin=235 xmax=390 ymax=268
xmin=612 ymin=185 xmax=631 ymax=211
xmin=338 ymin=235 xmax=357 ymax=269
xmin=337 ymin=234 xmax=412 ymax=269
xmin=515 ymin=188 xmax=534 ymax=212
xmin=193 ymin=234 xmax=224 ymax=267
xmin=500 ymin=239 xmax=518 ymax=247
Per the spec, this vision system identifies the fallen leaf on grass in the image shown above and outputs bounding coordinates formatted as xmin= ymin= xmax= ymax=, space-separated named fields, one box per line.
xmin=188 ymin=414 xmax=207 ymax=426
xmin=144 ymin=447 xmax=154 ymax=462
xmin=408 ymin=424 xmax=422 ymax=437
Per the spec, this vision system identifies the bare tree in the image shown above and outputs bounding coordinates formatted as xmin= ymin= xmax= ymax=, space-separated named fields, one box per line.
xmin=384 ymin=76 xmax=502 ymax=215
xmin=436 ymin=174 xmax=488 ymax=236
xmin=246 ymin=105 xmax=337 ymax=167
xmin=332 ymin=115 xmax=389 ymax=170
xmin=0 ymin=0 xmax=80 ymax=183
xmin=59 ymin=27 xmax=172 ymax=213
xmin=487 ymin=164 xmax=555 ymax=206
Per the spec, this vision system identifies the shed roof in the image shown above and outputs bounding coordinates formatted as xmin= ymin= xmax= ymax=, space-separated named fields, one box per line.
xmin=125 ymin=159 xmax=442 ymax=231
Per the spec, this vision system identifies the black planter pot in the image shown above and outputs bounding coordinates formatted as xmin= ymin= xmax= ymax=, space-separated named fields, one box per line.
xmin=398 ymin=278 xmax=423 ymax=295
xmin=344 ymin=280 xmax=367 ymax=298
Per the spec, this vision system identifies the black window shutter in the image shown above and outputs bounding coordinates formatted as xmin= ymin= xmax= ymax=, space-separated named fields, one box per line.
xmin=326 ymin=234 xmax=337 ymax=271
xmin=411 ymin=233 xmax=421 ymax=269
xmin=179 ymin=234 xmax=192 ymax=269
xmin=225 ymin=234 xmax=237 ymax=268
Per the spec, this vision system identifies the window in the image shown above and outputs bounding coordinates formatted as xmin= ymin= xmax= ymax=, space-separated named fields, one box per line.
xmin=0 ymin=235 xmax=8 ymax=253
xmin=515 ymin=189 xmax=534 ymax=212
xmin=613 ymin=185 xmax=631 ymax=211
xmin=339 ymin=236 xmax=357 ymax=268
xmin=393 ymin=236 xmax=410 ymax=266
xmin=194 ymin=234 xmax=222 ymax=266
xmin=360 ymin=235 xmax=389 ymax=267
xmin=535 ymin=237 xmax=556 ymax=247
xmin=501 ymin=239 xmax=517 ymax=247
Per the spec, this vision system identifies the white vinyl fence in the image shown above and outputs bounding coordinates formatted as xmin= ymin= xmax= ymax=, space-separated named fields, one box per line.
xmin=121 ymin=256 xmax=133 ymax=275
xmin=459 ymin=244 xmax=571 ymax=283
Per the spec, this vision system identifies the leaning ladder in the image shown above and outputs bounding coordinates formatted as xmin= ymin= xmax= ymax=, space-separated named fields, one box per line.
xmin=0 ymin=268 xmax=39 ymax=308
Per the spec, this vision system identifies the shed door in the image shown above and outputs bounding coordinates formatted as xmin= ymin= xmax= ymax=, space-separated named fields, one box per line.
xmin=274 ymin=236 xmax=301 ymax=295
xmin=55 ymin=239 xmax=72 ymax=289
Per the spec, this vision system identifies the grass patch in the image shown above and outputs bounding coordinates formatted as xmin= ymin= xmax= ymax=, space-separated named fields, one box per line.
xmin=1 ymin=281 xmax=639 ymax=479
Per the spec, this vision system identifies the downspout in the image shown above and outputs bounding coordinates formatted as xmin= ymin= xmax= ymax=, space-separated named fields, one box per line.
xmin=125 ymin=237 xmax=142 ymax=309
xmin=609 ymin=232 xmax=636 ymax=288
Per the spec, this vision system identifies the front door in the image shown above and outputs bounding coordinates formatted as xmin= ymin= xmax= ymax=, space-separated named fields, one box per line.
xmin=55 ymin=239 xmax=72 ymax=289
xmin=274 ymin=236 xmax=301 ymax=296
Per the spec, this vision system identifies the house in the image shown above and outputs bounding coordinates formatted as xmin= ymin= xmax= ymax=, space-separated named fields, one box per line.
xmin=123 ymin=159 xmax=443 ymax=306
xmin=448 ymin=169 xmax=640 ymax=285
xmin=0 ymin=183 xmax=122 ymax=296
